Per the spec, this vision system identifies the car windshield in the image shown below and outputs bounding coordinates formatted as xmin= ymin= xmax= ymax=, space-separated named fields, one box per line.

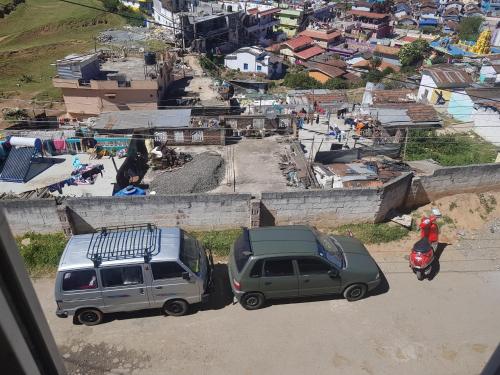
xmin=315 ymin=230 xmax=344 ymax=268
xmin=180 ymin=231 xmax=201 ymax=275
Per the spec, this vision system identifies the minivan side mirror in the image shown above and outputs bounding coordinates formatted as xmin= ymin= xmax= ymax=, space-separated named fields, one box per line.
xmin=328 ymin=269 xmax=339 ymax=278
xmin=182 ymin=272 xmax=191 ymax=281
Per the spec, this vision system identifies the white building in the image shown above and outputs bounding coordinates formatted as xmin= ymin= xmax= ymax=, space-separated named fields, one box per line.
xmin=224 ymin=46 xmax=282 ymax=78
xmin=417 ymin=64 xmax=473 ymax=104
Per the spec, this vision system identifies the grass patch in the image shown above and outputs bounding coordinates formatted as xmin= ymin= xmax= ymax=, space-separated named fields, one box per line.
xmin=405 ymin=130 xmax=497 ymax=166
xmin=191 ymin=229 xmax=242 ymax=259
xmin=449 ymin=201 xmax=457 ymax=211
xmin=330 ymin=222 xmax=409 ymax=244
xmin=0 ymin=0 xmax=125 ymax=97
xmin=478 ymin=193 xmax=497 ymax=215
xmin=16 ymin=232 xmax=68 ymax=276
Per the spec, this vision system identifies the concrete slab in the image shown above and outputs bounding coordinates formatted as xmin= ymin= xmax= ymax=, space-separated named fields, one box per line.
xmin=0 ymin=154 xmax=124 ymax=197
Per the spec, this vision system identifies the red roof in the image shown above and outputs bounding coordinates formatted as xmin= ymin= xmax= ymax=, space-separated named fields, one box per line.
xmin=247 ymin=8 xmax=259 ymax=14
xmin=348 ymin=9 xmax=389 ymax=19
xmin=258 ymin=7 xmax=281 ymax=16
xmin=294 ymin=45 xmax=325 ymax=61
xmin=401 ymin=36 xmax=418 ymax=43
xmin=299 ymin=29 xmax=342 ymax=42
xmin=283 ymin=35 xmax=313 ymax=51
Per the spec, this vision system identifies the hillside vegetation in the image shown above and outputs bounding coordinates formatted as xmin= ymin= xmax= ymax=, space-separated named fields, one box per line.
xmin=0 ymin=0 xmax=125 ymax=99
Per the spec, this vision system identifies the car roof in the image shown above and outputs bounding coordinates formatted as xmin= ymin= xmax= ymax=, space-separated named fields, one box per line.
xmin=248 ymin=225 xmax=319 ymax=256
xmin=57 ymin=227 xmax=181 ymax=272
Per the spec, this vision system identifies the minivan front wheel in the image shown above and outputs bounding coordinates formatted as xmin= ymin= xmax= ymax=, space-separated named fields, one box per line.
xmin=241 ymin=292 xmax=265 ymax=310
xmin=343 ymin=284 xmax=367 ymax=302
xmin=163 ymin=299 xmax=188 ymax=316
xmin=77 ymin=308 xmax=103 ymax=326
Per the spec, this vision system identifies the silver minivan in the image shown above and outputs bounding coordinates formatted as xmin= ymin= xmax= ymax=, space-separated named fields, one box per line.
xmin=54 ymin=224 xmax=213 ymax=325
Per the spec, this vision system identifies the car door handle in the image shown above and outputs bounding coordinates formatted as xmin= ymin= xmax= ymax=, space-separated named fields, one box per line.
xmin=154 ymin=286 xmax=163 ymax=289
xmin=139 ymin=288 xmax=145 ymax=295
xmin=304 ymin=279 xmax=310 ymax=283
xmin=264 ymin=282 xmax=272 ymax=286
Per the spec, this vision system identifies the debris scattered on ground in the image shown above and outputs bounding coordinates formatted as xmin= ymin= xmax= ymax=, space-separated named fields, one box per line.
xmin=391 ymin=214 xmax=413 ymax=228
xmin=150 ymin=146 xmax=193 ymax=170
xmin=431 ymin=207 xmax=442 ymax=217
xmin=149 ymin=152 xmax=225 ymax=194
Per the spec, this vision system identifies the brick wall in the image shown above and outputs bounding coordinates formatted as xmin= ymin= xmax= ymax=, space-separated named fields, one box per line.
xmin=405 ymin=163 xmax=500 ymax=208
xmin=65 ymin=194 xmax=252 ymax=234
xmin=0 ymin=199 xmax=62 ymax=235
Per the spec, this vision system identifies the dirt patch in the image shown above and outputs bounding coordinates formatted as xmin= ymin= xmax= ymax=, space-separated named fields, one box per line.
xmin=59 ymin=340 xmax=151 ymax=375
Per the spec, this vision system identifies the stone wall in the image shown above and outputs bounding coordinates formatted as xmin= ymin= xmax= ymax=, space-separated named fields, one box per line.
xmin=405 ymin=163 xmax=500 ymax=208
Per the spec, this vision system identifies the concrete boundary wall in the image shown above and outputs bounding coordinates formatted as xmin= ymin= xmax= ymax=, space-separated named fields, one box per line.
xmin=406 ymin=163 xmax=500 ymax=208
xmin=1 ymin=163 xmax=500 ymax=235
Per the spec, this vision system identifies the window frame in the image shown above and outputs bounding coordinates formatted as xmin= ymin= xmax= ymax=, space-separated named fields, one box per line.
xmin=100 ymin=265 xmax=144 ymax=288
xmin=61 ymin=269 xmax=98 ymax=292
xmin=151 ymin=261 xmax=187 ymax=280
xmin=296 ymin=257 xmax=333 ymax=275
xmin=263 ymin=258 xmax=296 ymax=278
xmin=243 ymin=63 xmax=249 ymax=70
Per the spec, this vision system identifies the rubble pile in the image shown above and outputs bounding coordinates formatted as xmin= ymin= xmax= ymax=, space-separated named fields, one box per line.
xmin=150 ymin=146 xmax=193 ymax=170
xmin=149 ymin=152 xmax=225 ymax=195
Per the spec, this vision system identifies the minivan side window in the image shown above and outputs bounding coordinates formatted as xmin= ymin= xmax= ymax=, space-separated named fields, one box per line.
xmin=101 ymin=266 xmax=143 ymax=288
xmin=62 ymin=270 xmax=98 ymax=291
xmin=297 ymin=258 xmax=331 ymax=274
xmin=250 ymin=259 xmax=264 ymax=278
xmin=151 ymin=262 xmax=186 ymax=279
xmin=264 ymin=259 xmax=294 ymax=277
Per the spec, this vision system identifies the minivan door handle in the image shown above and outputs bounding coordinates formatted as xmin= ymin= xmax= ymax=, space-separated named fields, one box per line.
xmin=139 ymin=288 xmax=145 ymax=295
xmin=154 ymin=286 xmax=163 ymax=289
xmin=264 ymin=282 xmax=272 ymax=286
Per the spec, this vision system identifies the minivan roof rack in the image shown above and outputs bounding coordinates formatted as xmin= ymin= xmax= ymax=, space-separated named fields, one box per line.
xmin=86 ymin=223 xmax=160 ymax=267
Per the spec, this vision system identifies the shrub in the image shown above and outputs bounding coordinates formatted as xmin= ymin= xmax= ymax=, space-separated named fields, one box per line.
xmin=191 ymin=229 xmax=242 ymax=259
xmin=16 ymin=233 xmax=68 ymax=275
xmin=330 ymin=223 xmax=409 ymax=244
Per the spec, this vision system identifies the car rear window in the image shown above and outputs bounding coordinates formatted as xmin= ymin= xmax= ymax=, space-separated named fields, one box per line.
xmin=234 ymin=230 xmax=253 ymax=273
xmin=62 ymin=270 xmax=98 ymax=291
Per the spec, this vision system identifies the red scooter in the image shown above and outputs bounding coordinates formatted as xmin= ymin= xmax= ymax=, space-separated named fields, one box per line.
xmin=410 ymin=216 xmax=439 ymax=280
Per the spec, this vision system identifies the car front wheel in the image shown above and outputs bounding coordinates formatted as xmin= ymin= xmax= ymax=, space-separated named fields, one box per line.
xmin=343 ymin=284 xmax=367 ymax=302
xmin=76 ymin=308 xmax=103 ymax=326
xmin=163 ymin=299 xmax=189 ymax=316
xmin=241 ymin=292 xmax=265 ymax=310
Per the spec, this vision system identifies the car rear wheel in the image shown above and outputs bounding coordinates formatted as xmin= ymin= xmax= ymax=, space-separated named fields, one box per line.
xmin=343 ymin=284 xmax=367 ymax=302
xmin=163 ymin=299 xmax=189 ymax=316
xmin=241 ymin=292 xmax=265 ymax=310
xmin=77 ymin=308 xmax=103 ymax=326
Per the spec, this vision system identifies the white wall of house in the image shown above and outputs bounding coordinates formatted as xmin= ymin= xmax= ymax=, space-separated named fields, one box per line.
xmin=472 ymin=107 xmax=500 ymax=146
xmin=152 ymin=0 xmax=182 ymax=28
xmin=121 ymin=0 xmax=140 ymax=9
xmin=224 ymin=51 xmax=270 ymax=76
xmin=418 ymin=74 xmax=437 ymax=102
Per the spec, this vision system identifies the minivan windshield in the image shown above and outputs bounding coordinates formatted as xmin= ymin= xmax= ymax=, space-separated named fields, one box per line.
xmin=314 ymin=230 xmax=344 ymax=268
xmin=180 ymin=231 xmax=202 ymax=274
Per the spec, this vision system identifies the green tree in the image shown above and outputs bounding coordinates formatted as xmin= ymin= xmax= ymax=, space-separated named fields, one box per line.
xmin=283 ymin=72 xmax=322 ymax=89
xmin=458 ymin=16 xmax=484 ymax=42
xmin=324 ymin=78 xmax=349 ymax=89
xmin=398 ymin=39 xmax=430 ymax=67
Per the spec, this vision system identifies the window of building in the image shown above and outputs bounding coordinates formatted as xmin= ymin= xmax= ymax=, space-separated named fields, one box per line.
xmin=174 ymin=131 xmax=184 ymax=143
xmin=192 ymin=130 xmax=203 ymax=142
xmin=101 ymin=266 xmax=143 ymax=288
xmin=151 ymin=262 xmax=186 ymax=279
xmin=62 ymin=270 xmax=98 ymax=291
xmin=243 ymin=63 xmax=249 ymax=70
xmin=257 ymin=65 xmax=262 ymax=71
xmin=264 ymin=259 xmax=294 ymax=277
xmin=297 ymin=258 xmax=331 ymax=275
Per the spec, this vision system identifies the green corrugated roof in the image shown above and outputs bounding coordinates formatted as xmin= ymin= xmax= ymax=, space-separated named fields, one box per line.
xmin=249 ymin=226 xmax=318 ymax=255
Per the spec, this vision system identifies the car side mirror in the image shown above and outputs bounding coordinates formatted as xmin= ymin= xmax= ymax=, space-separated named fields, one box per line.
xmin=328 ymin=269 xmax=339 ymax=278
xmin=182 ymin=272 xmax=191 ymax=281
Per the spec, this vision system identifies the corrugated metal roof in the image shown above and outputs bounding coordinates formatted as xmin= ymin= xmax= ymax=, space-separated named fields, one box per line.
xmin=423 ymin=64 xmax=473 ymax=88
xmin=93 ymin=109 xmax=192 ymax=130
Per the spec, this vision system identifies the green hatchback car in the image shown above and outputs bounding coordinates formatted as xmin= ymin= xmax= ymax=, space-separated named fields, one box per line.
xmin=228 ymin=225 xmax=381 ymax=310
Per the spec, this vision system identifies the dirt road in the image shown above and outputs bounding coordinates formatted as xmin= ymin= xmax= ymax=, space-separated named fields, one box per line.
xmin=33 ymin=218 xmax=500 ymax=375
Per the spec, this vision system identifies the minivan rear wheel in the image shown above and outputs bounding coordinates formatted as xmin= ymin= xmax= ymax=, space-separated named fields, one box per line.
xmin=77 ymin=308 xmax=103 ymax=326
xmin=241 ymin=292 xmax=265 ymax=310
xmin=343 ymin=284 xmax=367 ymax=302
xmin=163 ymin=299 xmax=188 ymax=316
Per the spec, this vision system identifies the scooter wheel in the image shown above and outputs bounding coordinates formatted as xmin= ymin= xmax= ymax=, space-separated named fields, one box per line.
xmin=416 ymin=270 xmax=424 ymax=281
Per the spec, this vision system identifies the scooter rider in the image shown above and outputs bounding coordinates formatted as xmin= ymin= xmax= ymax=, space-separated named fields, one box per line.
xmin=419 ymin=215 xmax=439 ymax=251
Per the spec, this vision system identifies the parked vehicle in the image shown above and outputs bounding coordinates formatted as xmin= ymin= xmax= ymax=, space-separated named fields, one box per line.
xmin=227 ymin=225 xmax=381 ymax=310
xmin=409 ymin=238 xmax=435 ymax=280
xmin=54 ymin=224 xmax=213 ymax=325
